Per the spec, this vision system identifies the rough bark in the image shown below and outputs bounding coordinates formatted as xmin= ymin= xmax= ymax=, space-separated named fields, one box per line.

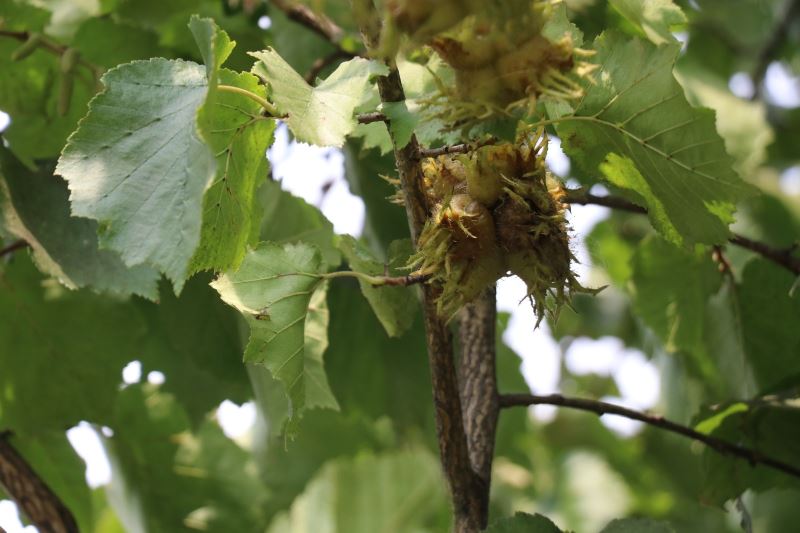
xmin=356 ymin=5 xmax=489 ymax=530
xmin=0 ymin=431 xmax=78 ymax=533
xmin=457 ymin=288 xmax=499 ymax=527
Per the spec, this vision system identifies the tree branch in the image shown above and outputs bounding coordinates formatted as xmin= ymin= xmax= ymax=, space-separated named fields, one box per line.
xmin=0 ymin=431 xmax=78 ymax=533
xmin=0 ymin=240 xmax=29 ymax=258
xmin=304 ymin=49 xmax=358 ymax=84
xmin=499 ymin=393 xmax=800 ymax=481
xmin=322 ymin=270 xmax=430 ymax=286
xmin=457 ymin=288 xmax=498 ymax=526
xmin=563 ymin=189 xmax=800 ymax=275
xmin=356 ymin=111 xmax=387 ymax=124
xmin=750 ymin=0 xmax=800 ymax=100
xmin=269 ymin=0 xmax=345 ymax=44
xmin=0 ymin=30 xmax=103 ymax=79
xmin=356 ymin=6 xmax=485 ymax=532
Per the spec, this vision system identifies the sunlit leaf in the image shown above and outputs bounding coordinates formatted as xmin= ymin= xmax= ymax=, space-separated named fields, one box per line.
xmin=338 ymin=235 xmax=417 ymax=337
xmin=211 ymin=242 xmax=338 ymax=423
xmin=0 ymin=146 xmax=159 ymax=298
xmin=250 ymin=48 xmax=388 ymax=146
xmin=549 ymin=33 xmax=753 ymax=246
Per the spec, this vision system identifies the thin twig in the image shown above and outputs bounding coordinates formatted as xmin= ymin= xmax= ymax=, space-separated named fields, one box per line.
xmin=498 ymin=393 xmax=800 ymax=481
xmin=0 ymin=30 xmax=104 ymax=79
xmin=418 ymin=138 xmax=498 ymax=159
xmin=269 ymin=0 xmax=344 ymax=44
xmin=0 ymin=240 xmax=29 ymax=258
xmin=563 ymin=189 xmax=646 ymax=214
xmin=304 ymin=49 xmax=357 ymax=84
xmin=0 ymin=430 xmax=79 ymax=532
xmin=750 ymin=0 xmax=800 ymax=100
xmin=728 ymin=234 xmax=800 ymax=276
xmin=322 ymin=270 xmax=430 ymax=287
xmin=563 ymin=189 xmax=800 ymax=275
xmin=356 ymin=111 xmax=387 ymax=124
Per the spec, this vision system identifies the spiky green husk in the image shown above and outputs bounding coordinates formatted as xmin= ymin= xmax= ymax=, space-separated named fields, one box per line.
xmin=385 ymin=0 xmax=597 ymax=131
xmin=411 ymin=130 xmax=593 ymax=322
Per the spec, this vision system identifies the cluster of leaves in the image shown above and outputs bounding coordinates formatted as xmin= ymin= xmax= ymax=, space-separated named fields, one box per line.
xmin=0 ymin=0 xmax=798 ymax=532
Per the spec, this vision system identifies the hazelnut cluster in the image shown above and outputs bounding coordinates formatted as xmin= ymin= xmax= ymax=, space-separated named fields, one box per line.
xmin=386 ymin=0 xmax=595 ymax=124
xmin=409 ymin=130 xmax=590 ymax=321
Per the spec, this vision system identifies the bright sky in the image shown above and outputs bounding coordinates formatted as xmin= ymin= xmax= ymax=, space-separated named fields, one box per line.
xmin=0 ymin=59 xmax=798 ymax=531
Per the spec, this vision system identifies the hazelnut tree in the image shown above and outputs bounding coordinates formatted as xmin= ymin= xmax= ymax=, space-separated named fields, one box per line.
xmin=0 ymin=0 xmax=799 ymax=532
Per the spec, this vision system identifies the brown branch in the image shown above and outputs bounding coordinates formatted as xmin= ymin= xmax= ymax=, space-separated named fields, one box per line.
xmin=375 ymin=272 xmax=431 ymax=287
xmin=357 ymin=6 xmax=485 ymax=532
xmin=269 ymin=0 xmax=344 ymax=44
xmin=499 ymin=393 xmax=800 ymax=481
xmin=0 ymin=240 xmax=29 ymax=258
xmin=750 ymin=0 xmax=800 ymax=100
xmin=457 ymin=288 xmax=498 ymax=525
xmin=563 ymin=189 xmax=800 ymax=275
xmin=353 ymin=112 xmax=501 ymax=159
xmin=0 ymin=30 xmax=103 ymax=79
xmin=728 ymin=234 xmax=800 ymax=275
xmin=0 ymin=431 xmax=79 ymax=533
xmin=304 ymin=49 xmax=357 ymax=84
xmin=356 ymin=111 xmax=387 ymax=124
xmin=418 ymin=138 xmax=498 ymax=159
xmin=562 ymin=189 xmax=646 ymax=214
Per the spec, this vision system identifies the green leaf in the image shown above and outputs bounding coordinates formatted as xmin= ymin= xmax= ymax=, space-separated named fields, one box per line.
xmin=542 ymin=2 xmax=584 ymax=46
xmin=135 ymin=275 xmax=252 ymax=425
xmin=600 ymin=517 xmax=676 ymax=532
xmin=609 ymin=0 xmax=686 ymax=45
xmin=55 ymin=57 xmax=216 ymax=289
xmin=0 ymin=257 xmax=145 ymax=433
xmin=250 ymin=48 xmax=388 ymax=146
xmin=702 ymin=281 xmax=757 ymax=398
xmin=259 ymin=179 xmax=341 ymax=268
xmin=485 ymin=512 xmax=564 ymax=533
xmin=265 ymin=449 xmax=448 ymax=533
xmin=255 ymin=409 xmax=391 ymax=520
xmin=0 ymin=0 xmax=50 ymax=32
xmin=9 ymin=431 xmax=95 ymax=531
xmin=738 ymin=259 xmax=800 ymax=392
xmin=325 ymin=280 xmax=434 ymax=431
xmin=694 ymin=398 xmax=800 ymax=505
xmin=211 ymin=242 xmax=338 ymax=423
xmin=0 ymin=37 xmax=93 ymax=162
xmin=72 ymin=17 xmax=163 ymax=68
xmin=630 ymin=236 xmax=721 ymax=354
xmin=338 ymin=235 xmax=417 ymax=337
xmin=188 ymin=15 xmax=235 ymax=84
xmin=267 ymin=5 xmax=337 ymax=76
xmin=191 ymin=69 xmax=277 ymax=273
xmin=0 ymin=146 xmax=159 ymax=298
xmin=381 ymin=100 xmax=418 ymax=149
xmin=103 ymin=384 xmax=269 ymax=533
xmin=586 ymin=219 xmax=635 ymax=285
xmin=549 ymin=32 xmax=753 ymax=246
xmin=343 ymin=140 xmax=410 ymax=254
xmin=676 ymin=61 xmax=773 ymax=175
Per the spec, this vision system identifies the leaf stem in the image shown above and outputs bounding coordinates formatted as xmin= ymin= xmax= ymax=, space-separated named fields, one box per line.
xmin=499 ymin=393 xmax=800 ymax=481
xmin=217 ymin=84 xmax=280 ymax=116
xmin=321 ymin=270 xmax=429 ymax=287
xmin=0 ymin=240 xmax=29 ymax=258
xmin=563 ymin=189 xmax=800 ymax=275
